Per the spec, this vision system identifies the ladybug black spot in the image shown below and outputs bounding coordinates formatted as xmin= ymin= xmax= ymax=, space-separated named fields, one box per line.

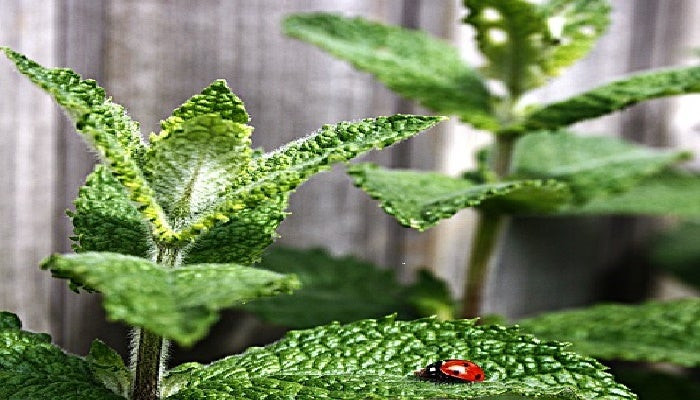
xmin=475 ymin=374 xmax=482 ymax=379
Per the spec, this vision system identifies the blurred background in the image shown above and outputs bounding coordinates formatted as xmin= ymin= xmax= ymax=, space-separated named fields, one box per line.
xmin=1 ymin=0 xmax=698 ymax=375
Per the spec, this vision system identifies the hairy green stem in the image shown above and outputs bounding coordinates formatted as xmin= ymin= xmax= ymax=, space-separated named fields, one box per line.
xmin=132 ymin=330 xmax=165 ymax=400
xmin=131 ymin=247 xmax=177 ymax=400
xmin=461 ymin=135 xmax=515 ymax=318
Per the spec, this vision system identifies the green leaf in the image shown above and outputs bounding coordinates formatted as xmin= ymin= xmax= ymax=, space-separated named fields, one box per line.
xmin=181 ymin=194 xmax=289 ymax=265
xmin=509 ymin=131 xmax=689 ymax=203
xmin=650 ymin=220 xmax=700 ymax=288
xmin=41 ymin=252 xmax=300 ymax=346
xmin=464 ymin=0 xmax=610 ymax=96
xmin=518 ymin=298 xmax=700 ymax=367
xmin=521 ymin=66 xmax=700 ymax=131
xmin=0 ymin=312 xmax=125 ymax=399
xmin=284 ymin=13 xmax=498 ymax=130
xmin=563 ymin=171 xmax=700 ymax=216
xmin=86 ymin=340 xmax=131 ymax=398
xmin=348 ymin=163 xmax=569 ymax=230
xmin=143 ymin=81 xmax=253 ymax=223
xmin=1 ymin=47 xmax=176 ymax=243
xmin=161 ymin=316 xmax=635 ymax=399
xmin=144 ymin=114 xmax=253 ymax=223
xmin=241 ymin=247 xmax=455 ymax=328
xmin=71 ymin=165 xmax=153 ymax=257
xmin=176 ymin=115 xmax=446 ymax=242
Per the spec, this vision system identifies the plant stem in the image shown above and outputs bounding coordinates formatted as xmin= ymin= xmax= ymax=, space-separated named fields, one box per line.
xmin=132 ymin=330 xmax=165 ymax=400
xmin=461 ymin=213 xmax=504 ymax=318
xmin=461 ymin=135 xmax=515 ymax=318
xmin=131 ymin=247 xmax=177 ymax=400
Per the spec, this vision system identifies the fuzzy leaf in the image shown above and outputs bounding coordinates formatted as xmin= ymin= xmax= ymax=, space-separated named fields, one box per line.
xmin=518 ymin=298 xmax=700 ymax=367
xmin=41 ymin=252 xmax=300 ymax=346
xmin=563 ymin=171 xmax=700 ymax=216
xmin=161 ymin=316 xmax=635 ymax=399
xmin=1 ymin=47 xmax=177 ymax=243
xmin=181 ymin=194 xmax=288 ymax=266
xmin=464 ymin=0 xmax=610 ymax=96
xmin=348 ymin=163 xmax=570 ymax=230
xmin=86 ymin=340 xmax=131 ymax=398
xmin=144 ymin=114 xmax=253 ymax=223
xmin=71 ymin=165 xmax=153 ymax=257
xmin=176 ymin=115 xmax=446 ymax=242
xmin=144 ymin=81 xmax=253 ymax=224
xmin=650 ymin=220 xmax=700 ymax=289
xmin=521 ymin=66 xmax=700 ymax=130
xmin=284 ymin=13 xmax=498 ymax=130
xmin=509 ymin=131 xmax=689 ymax=203
xmin=0 ymin=312 xmax=125 ymax=399
xmin=241 ymin=247 xmax=455 ymax=328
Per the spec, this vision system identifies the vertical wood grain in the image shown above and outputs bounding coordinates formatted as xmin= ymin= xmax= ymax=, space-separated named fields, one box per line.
xmin=0 ymin=0 xmax=58 ymax=334
xmin=53 ymin=0 xmax=130 ymax=355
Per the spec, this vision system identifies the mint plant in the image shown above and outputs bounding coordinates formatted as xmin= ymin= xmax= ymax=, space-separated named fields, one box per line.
xmin=0 ymin=46 xmax=641 ymax=399
xmin=284 ymin=0 xmax=700 ymax=320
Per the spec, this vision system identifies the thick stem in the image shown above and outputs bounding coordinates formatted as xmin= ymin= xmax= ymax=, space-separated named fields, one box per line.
xmin=132 ymin=330 xmax=165 ymax=400
xmin=461 ymin=135 xmax=515 ymax=318
xmin=131 ymin=247 xmax=177 ymax=400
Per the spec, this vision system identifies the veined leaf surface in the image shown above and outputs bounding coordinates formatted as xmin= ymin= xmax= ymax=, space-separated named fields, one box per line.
xmin=162 ymin=316 xmax=635 ymax=399
xmin=348 ymin=163 xmax=569 ymax=230
xmin=521 ymin=66 xmax=700 ymax=131
xmin=509 ymin=131 xmax=689 ymax=203
xmin=284 ymin=13 xmax=498 ymax=130
xmin=0 ymin=312 xmax=126 ymax=399
xmin=176 ymin=115 xmax=446 ymax=242
xmin=42 ymin=252 xmax=300 ymax=346
xmin=518 ymin=298 xmax=700 ymax=367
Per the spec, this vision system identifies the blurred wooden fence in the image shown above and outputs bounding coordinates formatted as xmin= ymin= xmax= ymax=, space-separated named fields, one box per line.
xmin=1 ymin=0 xmax=698 ymax=361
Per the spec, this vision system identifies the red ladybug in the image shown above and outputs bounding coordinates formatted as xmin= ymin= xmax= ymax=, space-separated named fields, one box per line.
xmin=414 ymin=359 xmax=485 ymax=383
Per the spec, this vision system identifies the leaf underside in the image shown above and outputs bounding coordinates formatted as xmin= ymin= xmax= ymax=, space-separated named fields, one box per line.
xmin=518 ymin=298 xmax=700 ymax=367
xmin=162 ymin=316 xmax=635 ymax=399
xmin=284 ymin=13 xmax=498 ymax=130
xmin=520 ymin=66 xmax=700 ymax=131
xmin=41 ymin=252 xmax=300 ymax=346
xmin=0 ymin=312 xmax=126 ymax=399
xmin=348 ymin=163 xmax=570 ymax=230
xmin=241 ymin=247 xmax=455 ymax=328
xmin=509 ymin=131 xmax=689 ymax=204
xmin=463 ymin=0 xmax=610 ymax=96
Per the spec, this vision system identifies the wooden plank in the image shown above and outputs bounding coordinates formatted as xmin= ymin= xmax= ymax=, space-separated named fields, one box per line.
xmin=53 ymin=0 xmax=130 ymax=356
xmin=0 ymin=0 xmax=58 ymax=334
